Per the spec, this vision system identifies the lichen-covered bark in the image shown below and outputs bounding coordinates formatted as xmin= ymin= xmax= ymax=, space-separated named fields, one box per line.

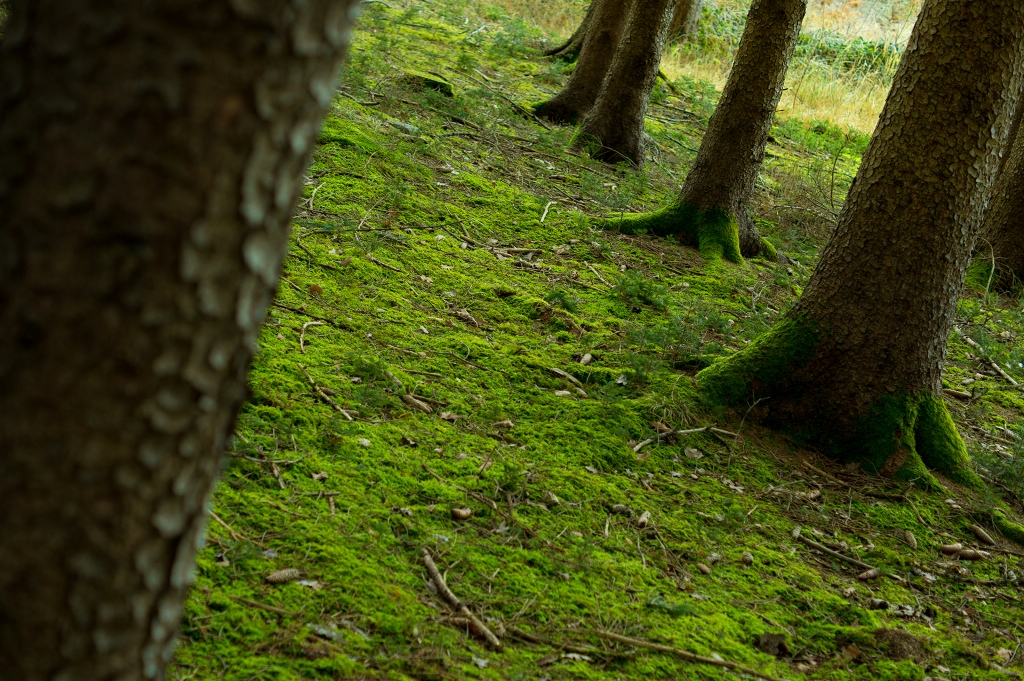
xmin=542 ymin=0 xmax=602 ymax=61
xmin=0 ymin=0 xmax=360 ymax=678
xmin=535 ymin=0 xmax=631 ymax=124
xmin=667 ymin=0 xmax=702 ymax=41
xmin=697 ymin=0 xmax=1024 ymax=485
xmin=573 ymin=0 xmax=675 ymax=165
xmin=982 ymin=103 xmax=1024 ymax=289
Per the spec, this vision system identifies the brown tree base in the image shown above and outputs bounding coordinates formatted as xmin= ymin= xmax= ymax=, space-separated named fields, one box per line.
xmin=695 ymin=316 xmax=983 ymax=491
xmin=597 ymin=202 xmax=777 ymax=264
xmin=532 ymin=98 xmax=584 ymax=125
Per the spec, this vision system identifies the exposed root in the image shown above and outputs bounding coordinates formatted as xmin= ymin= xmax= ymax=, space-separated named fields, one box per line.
xmin=597 ymin=203 xmax=743 ymax=264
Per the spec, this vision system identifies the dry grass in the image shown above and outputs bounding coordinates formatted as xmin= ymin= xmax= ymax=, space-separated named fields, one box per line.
xmin=487 ymin=0 xmax=923 ymax=133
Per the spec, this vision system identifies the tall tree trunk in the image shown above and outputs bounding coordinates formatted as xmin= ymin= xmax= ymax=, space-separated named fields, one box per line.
xmin=0 ymin=0 xmax=360 ymax=678
xmin=981 ymin=103 xmax=1024 ymax=290
xmin=535 ymin=0 xmax=633 ymax=124
xmin=696 ymin=0 xmax=1024 ymax=489
xmin=605 ymin=0 xmax=806 ymax=262
xmin=543 ymin=0 xmax=601 ymax=61
xmin=667 ymin=0 xmax=702 ymax=42
xmin=572 ymin=0 xmax=675 ymax=166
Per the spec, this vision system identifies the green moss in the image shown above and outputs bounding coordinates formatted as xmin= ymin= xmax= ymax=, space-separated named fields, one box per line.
xmin=696 ymin=315 xmax=819 ymax=406
xmin=759 ymin=237 xmax=778 ymax=261
xmin=993 ymin=510 xmax=1024 ymax=546
xmin=599 ymin=202 xmax=743 ymax=263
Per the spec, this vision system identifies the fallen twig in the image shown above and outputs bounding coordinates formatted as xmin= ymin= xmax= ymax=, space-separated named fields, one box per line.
xmin=540 ymin=201 xmax=556 ymax=223
xmin=210 ymin=511 xmax=244 ymax=542
xmin=794 ymin=530 xmax=874 ymax=571
xmin=298 ymin=363 xmax=354 ymax=420
xmin=228 ymin=595 xmax=299 ymax=617
xmin=421 ymin=548 xmax=503 ymax=650
xmin=299 ymin=320 xmax=324 ymax=354
xmin=589 ymin=630 xmax=787 ymax=681
xmin=367 ymin=254 xmax=404 ymax=272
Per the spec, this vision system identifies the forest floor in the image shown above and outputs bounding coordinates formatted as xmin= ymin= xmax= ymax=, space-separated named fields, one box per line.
xmin=170 ymin=2 xmax=1024 ymax=680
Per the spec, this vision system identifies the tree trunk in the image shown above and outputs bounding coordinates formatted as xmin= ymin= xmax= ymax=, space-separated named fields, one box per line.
xmin=543 ymin=0 xmax=601 ymax=61
xmin=696 ymin=0 xmax=1024 ymax=489
xmin=605 ymin=0 xmax=806 ymax=262
xmin=0 ymin=0 xmax=360 ymax=679
xmin=981 ymin=103 xmax=1024 ymax=290
xmin=535 ymin=0 xmax=633 ymax=124
xmin=572 ymin=0 xmax=675 ymax=166
xmin=667 ymin=0 xmax=702 ymax=42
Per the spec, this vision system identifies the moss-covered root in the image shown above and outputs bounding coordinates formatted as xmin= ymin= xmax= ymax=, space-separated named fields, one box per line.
xmin=696 ymin=317 xmax=981 ymax=490
xmin=598 ymin=203 xmax=743 ymax=263
xmin=993 ymin=510 xmax=1024 ymax=546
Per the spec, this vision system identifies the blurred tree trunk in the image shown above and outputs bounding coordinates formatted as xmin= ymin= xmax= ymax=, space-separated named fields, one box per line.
xmin=573 ymin=0 xmax=675 ymax=165
xmin=981 ymin=102 xmax=1024 ymax=290
xmin=667 ymin=0 xmax=702 ymax=41
xmin=543 ymin=0 xmax=601 ymax=61
xmin=604 ymin=0 xmax=806 ymax=260
xmin=535 ymin=0 xmax=633 ymax=124
xmin=697 ymin=0 xmax=1024 ymax=488
xmin=0 ymin=0 xmax=360 ymax=678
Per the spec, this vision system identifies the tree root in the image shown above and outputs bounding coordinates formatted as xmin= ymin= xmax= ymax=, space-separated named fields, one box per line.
xmin=597 ymin=203 xmax=743 ymax=263
xmin=696 ymin=317 xmax=981 ymax=490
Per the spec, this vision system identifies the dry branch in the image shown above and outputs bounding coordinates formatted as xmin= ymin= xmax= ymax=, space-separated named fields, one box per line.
xmin=589 ymin=630 xmax=787 ymax=681
xmin=421 ymin=548 xmax=503 ymax=650
xmin=298 ymin=363 xmax=354 ymax=420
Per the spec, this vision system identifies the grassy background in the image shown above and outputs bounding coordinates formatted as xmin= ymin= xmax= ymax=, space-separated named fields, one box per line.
xmin=168 ymin=2 xmax=1024 ymax=680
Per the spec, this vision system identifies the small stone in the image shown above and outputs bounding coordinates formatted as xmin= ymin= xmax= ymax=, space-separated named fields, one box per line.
xmin=741 ymin=551 xmax=754 ymax=566
xmin=580 ymin=353 xmax=593 ymax=366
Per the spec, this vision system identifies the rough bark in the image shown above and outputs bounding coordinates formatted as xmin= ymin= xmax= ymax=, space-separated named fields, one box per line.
xmin=697 ymin=0 xmax=1024 ymax=489
xmin=667 ymin=0 xmax=702 ymax=42
xmin=573 ymin=0 xmax=675 ymax=166
xmin=0 ymin=0 xmax=360 ymax=679
xmin=543 ymin=0 xmax=601 ymax=61
xmin=982 ymin=102 xmax=1024 ymax=289
xmin=535 ymin=0 xmax=632 ymax=124
xmin=604 ymin=0 xmax=806 ymax=261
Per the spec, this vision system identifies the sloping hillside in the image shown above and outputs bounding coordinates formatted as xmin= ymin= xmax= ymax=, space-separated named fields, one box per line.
xmin=170 ymin=3 xmax=1024 ymax=680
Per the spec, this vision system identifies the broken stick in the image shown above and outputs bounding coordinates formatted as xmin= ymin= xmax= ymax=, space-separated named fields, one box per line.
xmin=591 ymin=630 xmax=787 ymax=681
xmin=421 ymin=548 xmax=503 ymax=650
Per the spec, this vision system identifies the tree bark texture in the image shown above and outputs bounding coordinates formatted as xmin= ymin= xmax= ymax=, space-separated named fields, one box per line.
xmin=982 ymin=102 xmax=1024 ymax=289
xmin=602 ymin=0 xmax=805 ymax=261
xmin=0 ymin=0 xmax=360 ymax=679
xmin=542 ymin=0 xmax=601 ymax=61
xmin=697 ymin=0 xmax=1024 ymax=487
xmin=667 ymin=0 xmax=702 ymax=41
xmin=535 ymin=0 xmax=632 ymax=124
xmin=573 ymin=0 xmax=675 ymax=166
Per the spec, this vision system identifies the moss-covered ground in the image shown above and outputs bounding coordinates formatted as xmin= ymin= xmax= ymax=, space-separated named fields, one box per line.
xmin=170 ymin=2 xmax=1024 ymax=679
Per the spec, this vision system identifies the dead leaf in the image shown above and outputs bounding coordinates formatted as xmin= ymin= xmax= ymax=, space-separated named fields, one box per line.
xmin=491 ymin=420 xmax=514 ymax=429
xmin=543 ymin=491 xmax=561 ymax=506
xmin=756 ymin=633 xmax=790 ymax=658
xmin=311 ymin=471 xmax=328 ymax=482
xmin=553 ymin=390 xmax=572 ymax=397
xmin=637 ymin=511 xmax=651 ymax=528
xmin=296 ymin=579 xmax=325 ymax=590
xmin=696 ymin=563 xmax=712 ymax=575
xmin=684 ymin=447 xmax=704 ymax=460
xmin=440 ymin=411 xmax=461 ymax=422
xmin=309 ymin=284 xmax=323 ymax=295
